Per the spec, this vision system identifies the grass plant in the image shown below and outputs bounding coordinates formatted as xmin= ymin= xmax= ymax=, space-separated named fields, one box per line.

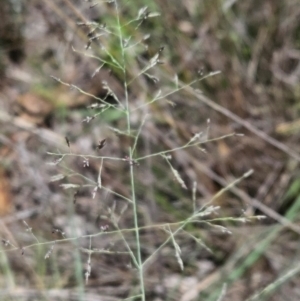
xmin=0 ymin=1 xmax=267 ymax=300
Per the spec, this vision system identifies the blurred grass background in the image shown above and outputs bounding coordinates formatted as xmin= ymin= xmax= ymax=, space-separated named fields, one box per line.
xmin=1 ymin=0 xmax=300 ymax=300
